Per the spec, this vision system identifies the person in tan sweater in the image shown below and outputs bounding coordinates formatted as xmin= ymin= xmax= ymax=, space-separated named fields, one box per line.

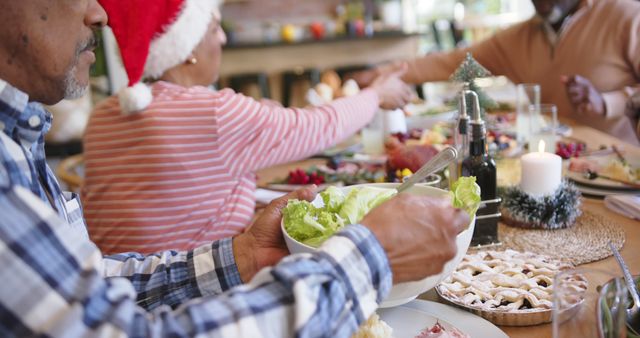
xmin=356 ymin=0 xmax=640 ymax=145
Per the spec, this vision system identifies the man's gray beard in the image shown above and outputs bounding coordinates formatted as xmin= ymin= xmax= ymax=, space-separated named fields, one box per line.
xmin=63 ymin=64 xmax=88 ymax=100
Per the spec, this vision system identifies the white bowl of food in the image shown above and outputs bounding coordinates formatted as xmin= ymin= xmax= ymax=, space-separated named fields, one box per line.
xmin=281 ymin=182 xmax=477 ymax=308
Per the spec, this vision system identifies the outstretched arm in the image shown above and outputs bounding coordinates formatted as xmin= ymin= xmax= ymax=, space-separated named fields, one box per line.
xmin=215 ymin=88 xmax=380 ymax=173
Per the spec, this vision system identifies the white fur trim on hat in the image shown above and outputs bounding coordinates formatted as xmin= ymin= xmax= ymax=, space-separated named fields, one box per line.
xmin=118 ymin=83 xmax=153 ymax=114
xmin=144 ymin=0 xmax=220 ymax=79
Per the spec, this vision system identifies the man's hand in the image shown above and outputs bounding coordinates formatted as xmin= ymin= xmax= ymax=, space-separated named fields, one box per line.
xmin=360 ymin=194 xmax=469 ymax=284
xmin=349 ymin=61 xmax=407 ymax=88
xmin=233 ymin=186 xmax=317 ymax=283
xmin=348 ymin=68 xmax=380 ymax=88
xmin=561 ymin=75 xmax=606 ymax=117
xmin=370 ymin=62 xmax=414 ymax=110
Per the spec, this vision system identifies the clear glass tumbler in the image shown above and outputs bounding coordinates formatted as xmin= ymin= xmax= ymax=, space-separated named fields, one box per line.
xmin=516 ymin=83 xmax=541 ymax=144
xmin=361 ymin=110 xmax=385 ymax=155
xmin=528 ymin=104 xmax=558 ymax=153
xmin=553 ymin=268 xmax=629 ymax=338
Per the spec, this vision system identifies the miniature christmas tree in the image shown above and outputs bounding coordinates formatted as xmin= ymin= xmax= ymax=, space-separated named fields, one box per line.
xmin=450 ymin=53 xmax=498 ymax=115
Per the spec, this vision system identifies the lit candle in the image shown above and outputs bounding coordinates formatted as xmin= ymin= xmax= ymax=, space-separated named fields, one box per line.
xmin=520 ymin=140 xmax=562 ymax=197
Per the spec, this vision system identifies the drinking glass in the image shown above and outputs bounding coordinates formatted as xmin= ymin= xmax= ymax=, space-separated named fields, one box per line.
xmin=553 ymin=268 xmax=629 ymax=338
xmin=361 ymin=110 xmax=385 ymax=155
xmin=528 ymin=104 xmax=558 ymax=153
xmin=516 ymin=83 xmax=541 ymax=144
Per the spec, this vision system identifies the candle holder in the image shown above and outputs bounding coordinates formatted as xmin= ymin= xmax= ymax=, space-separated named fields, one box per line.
xmin=500 ymin=179 xmax=582 ymax=230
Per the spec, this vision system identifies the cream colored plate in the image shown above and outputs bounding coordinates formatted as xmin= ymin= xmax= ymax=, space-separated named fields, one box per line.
xmin=565 ymin=156 xmax=640 ymax=190
xmin=378 ymin=300 xmax=508 ymax=338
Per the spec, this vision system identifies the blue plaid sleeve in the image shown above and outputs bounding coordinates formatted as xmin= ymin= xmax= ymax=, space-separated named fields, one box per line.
xmin=0 ymin=184 xmax=392 ymax=338
xmin=102 ymin=238 xmax=242 ymax=310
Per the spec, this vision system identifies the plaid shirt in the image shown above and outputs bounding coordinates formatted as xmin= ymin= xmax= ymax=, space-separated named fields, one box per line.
xmin=0 ymin=79 xmax=392 ymax=337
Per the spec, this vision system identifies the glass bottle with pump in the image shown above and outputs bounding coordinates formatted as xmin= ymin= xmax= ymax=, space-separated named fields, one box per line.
xmin=460 ymin=90 xmax=500 ymax=247
xmin=449 ymin=84 xmax=471 ymax=186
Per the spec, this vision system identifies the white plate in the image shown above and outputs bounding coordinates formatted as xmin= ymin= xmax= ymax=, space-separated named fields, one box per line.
xmin=342 ymin=153 xmax=388 ymax=165
xmin=567 ymin=171 xmax=638 ymax=190
xmin=319 ymin=135 xmax=362 ymax=157
xmin=565 ymin=156 xmax=640 ymax=190
xmin=255 ymin=188 xmax=287 ymax=205
xmin=378 ymin=300 xmax=508 ymax=338
xmin=573 ymin=183 xmax=639 ymax=198
xmin=405 ymin=110 xmax=456 ymax=130
xmin=264 ymin=182 xmax=341 ymax=192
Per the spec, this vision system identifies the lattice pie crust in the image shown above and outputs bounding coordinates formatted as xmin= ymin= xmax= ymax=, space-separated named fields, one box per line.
xmin=437 ymin=250 xmax=585 ymax=313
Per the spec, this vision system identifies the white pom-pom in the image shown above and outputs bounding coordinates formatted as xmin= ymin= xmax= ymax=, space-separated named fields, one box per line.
xmin=117 ymin=83 xmax=153 ymax=115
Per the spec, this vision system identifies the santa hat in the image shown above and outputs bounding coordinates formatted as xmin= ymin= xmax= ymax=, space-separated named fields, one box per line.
xmin=99 ymin=0 xmax=220 ymax=114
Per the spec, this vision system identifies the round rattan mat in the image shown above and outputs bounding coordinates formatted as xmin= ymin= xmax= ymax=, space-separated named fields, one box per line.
xmin=497 ymin=210 xmax=625 ymax=265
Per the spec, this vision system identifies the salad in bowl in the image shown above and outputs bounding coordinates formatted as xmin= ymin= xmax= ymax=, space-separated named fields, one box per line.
xmin=281 ymin=177 xmax=481 ymax=307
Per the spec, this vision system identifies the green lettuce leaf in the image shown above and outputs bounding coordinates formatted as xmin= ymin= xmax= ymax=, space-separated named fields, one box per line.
xmin=283 ymin=186 xmax=396 ymax=247
xmin=284 ymin=181 xmax=480 ymax=250
xmin=320 ymin=186 xmax=345 ymax=213
xmin=366 ymin=188 xmax=397 ymax=210
xmin=338 ymin=187 xmax=396 ymax=225
xmin=450 ymin=176 xmax=482 ymax=216
xmin=282 ymin=200 xmax=324 ymax=242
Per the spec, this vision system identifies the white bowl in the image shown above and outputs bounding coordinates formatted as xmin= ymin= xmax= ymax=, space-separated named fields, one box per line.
xmin=281 ymin=183 xmax=475 ymax=308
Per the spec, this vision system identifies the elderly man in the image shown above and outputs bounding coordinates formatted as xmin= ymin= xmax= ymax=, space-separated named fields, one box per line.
xmin=357 ymin=0 xmax=640 ymax=145
xmin=0 ymin=1 xmax=468 ymax=337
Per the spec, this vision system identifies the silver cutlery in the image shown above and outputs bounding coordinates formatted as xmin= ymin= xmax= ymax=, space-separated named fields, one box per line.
xmin=608 ymin=242 xmax=640 ymax=332
xmin=396 ymin=146 xmax=458 ymax=193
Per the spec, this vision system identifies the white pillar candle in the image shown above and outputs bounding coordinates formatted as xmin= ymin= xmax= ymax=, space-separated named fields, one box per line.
xmin=520 ymin=140 xmax=562 ymax=197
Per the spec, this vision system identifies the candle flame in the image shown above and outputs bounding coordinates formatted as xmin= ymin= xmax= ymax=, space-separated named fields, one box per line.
xmin=538 ymin=140 xmax=545 ymax=153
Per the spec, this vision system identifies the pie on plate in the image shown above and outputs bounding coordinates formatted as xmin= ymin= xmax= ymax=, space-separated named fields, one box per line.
xmin=436 ymin=250 xmax=587 ymax=326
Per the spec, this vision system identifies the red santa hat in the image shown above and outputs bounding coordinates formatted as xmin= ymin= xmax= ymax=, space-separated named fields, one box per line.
xmin=99 ymin=0 xmax=220 ymax=114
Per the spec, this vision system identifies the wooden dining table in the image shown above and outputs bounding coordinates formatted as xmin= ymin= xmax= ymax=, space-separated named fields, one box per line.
xmin=256 ymin=122 xmax=640 ymax=338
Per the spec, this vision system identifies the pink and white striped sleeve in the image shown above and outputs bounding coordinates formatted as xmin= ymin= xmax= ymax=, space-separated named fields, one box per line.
xmin=213 ymin=89 xmax=380 ymax=173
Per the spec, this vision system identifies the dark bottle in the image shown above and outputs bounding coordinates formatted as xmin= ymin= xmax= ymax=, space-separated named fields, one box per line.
xmin=460 ymin=90 xmax=499 ymax=247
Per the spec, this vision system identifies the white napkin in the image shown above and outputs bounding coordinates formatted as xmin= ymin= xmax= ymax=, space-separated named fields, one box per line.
xmin=604 ymin=194 xmax=640 ymax=220
xmin=255 ymin=188 xmax=287 ymax=206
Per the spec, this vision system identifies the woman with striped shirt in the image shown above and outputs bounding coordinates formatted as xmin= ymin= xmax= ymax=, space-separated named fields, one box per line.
xmin=82 ymin=2 xmax=414 ymax=254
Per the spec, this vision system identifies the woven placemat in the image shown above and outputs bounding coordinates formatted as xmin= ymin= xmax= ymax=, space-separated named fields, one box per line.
xmin=497 ymin=210 xmax=625 ymax=265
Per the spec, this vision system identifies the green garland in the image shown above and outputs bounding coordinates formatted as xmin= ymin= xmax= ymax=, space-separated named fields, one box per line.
xmin=499 ymin=180 xmax=582 ymax=230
